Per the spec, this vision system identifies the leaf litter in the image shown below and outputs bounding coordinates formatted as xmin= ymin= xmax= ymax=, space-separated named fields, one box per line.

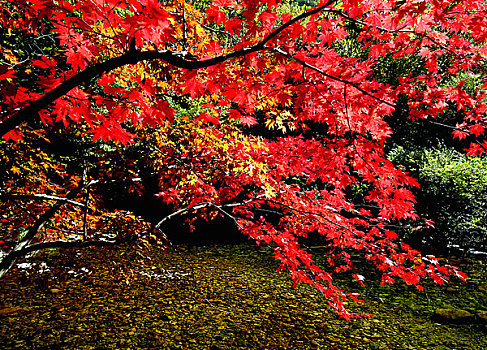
xmin=0 ymin=242 xmax=486 ymax=349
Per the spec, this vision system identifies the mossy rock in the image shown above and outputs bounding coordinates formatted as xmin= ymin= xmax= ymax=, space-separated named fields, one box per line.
xmin=477 ymin=310 xmax=487 ymax=324
xmin=433 ymin=308 xmax=473 ymax=324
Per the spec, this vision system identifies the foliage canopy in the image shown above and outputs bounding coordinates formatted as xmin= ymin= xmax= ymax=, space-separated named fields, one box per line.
xmin=1 ymin=0 xmax=485 ymax=318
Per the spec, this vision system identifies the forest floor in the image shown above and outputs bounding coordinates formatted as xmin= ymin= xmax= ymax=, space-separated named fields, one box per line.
xmin=0 ymin=242 xmax=486 ymax=349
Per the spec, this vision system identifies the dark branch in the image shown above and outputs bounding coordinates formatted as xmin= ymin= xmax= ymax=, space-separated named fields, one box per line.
xmin=0 ymin=1 xmax=336 ymax=137
xmin=259 ymin=0 xmax=336 ymax=47
xmin=271 ymin=47 xmax=396 ymax=108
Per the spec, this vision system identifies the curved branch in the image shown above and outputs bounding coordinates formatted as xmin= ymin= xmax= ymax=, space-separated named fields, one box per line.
xmin=259 ymin=0 xmax=336 ymax=47
xmin=1 ymin=193 xmax=87 ymax=207
xmin=0 ymin=1 xmax=336 ymax=137
xmin=17 ymin=239 xmax=119 ymax=256
xmin=0 ymin=184 xmax=85 ymax=277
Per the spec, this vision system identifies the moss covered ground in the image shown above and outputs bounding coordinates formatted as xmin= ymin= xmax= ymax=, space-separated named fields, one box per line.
xmin=0 ymin=243 xmax=486 ymax=349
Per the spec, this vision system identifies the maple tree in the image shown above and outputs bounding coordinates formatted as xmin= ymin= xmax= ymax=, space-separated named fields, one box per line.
xmin=1 ymin=0 xmax=484 ymax=318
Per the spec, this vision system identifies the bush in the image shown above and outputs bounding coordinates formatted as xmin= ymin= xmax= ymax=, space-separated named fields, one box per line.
xmin=388 ymin=145 xmax=487 ymax=253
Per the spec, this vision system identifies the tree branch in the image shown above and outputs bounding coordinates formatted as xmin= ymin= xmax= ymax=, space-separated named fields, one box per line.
xmin=0 ymin=184 xmax=85 ymax=278
xmin=1 ymin=193 xmax=87 ymax=207
xmin=271 ymin=47 xmax=396 ymax=108
xmin=16 ymin=239 xmax=118 ymax=256
xmin=0 ymin=1 xmax=336 ymax=137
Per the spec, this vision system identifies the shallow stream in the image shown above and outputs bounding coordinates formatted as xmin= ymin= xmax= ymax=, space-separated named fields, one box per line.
xmin=0 ymin=243 xmax=486 ymax=349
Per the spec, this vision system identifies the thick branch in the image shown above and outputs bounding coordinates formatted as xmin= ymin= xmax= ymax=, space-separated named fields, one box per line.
xmin=0 ymin=1 xmax=336 ymax=137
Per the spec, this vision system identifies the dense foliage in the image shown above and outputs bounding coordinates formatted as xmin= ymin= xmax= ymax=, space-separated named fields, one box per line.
xmin=389 ymin=145 xmax=487 ymax=252
xmin=2 ymin=0 xmax=486 ymax=317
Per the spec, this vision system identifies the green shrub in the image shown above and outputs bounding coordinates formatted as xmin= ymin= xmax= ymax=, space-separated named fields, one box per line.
xmin=388 ymin=145 xmax=487 ymax=252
